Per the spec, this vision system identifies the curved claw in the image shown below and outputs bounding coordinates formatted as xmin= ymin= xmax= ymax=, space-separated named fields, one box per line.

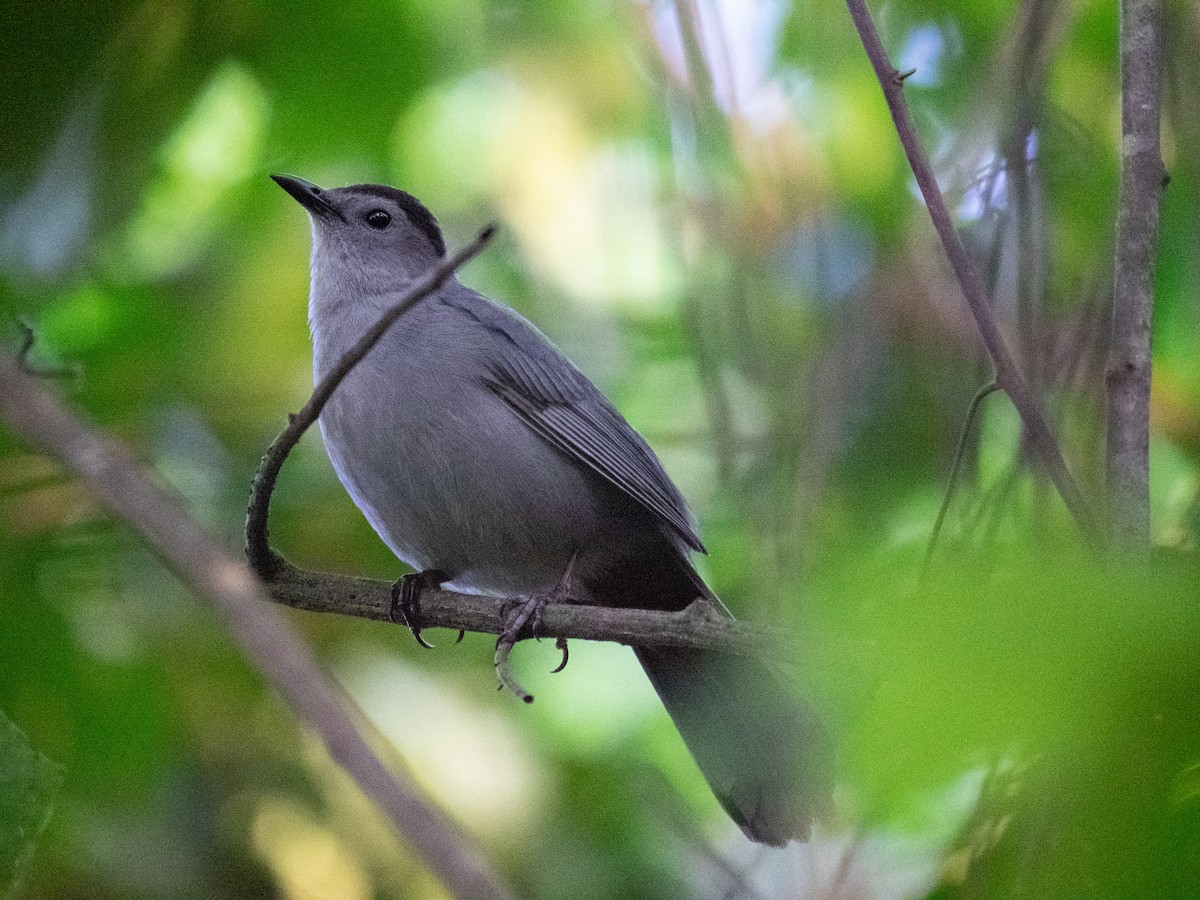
xmin=411 ymin=629 xmax=437 ymax=650
xmin=390 ymin=570 xmax=447 ymax=650
xmin=454 ymin=629 xmax=466 ymax=645
xmin=550 ymin=637 xmax=569 ymax=674
xmin=493 ymin=569 xmax=577 ymax=700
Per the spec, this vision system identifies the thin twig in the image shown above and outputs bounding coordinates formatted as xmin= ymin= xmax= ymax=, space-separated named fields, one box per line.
xmin=245 ymin=226 xmax=496 ymax=575
xmin=923 ymin=381 xmax=1001 ymax=577
xmin=14 ymin=318 xmax=78 ymax=381
xmin=843 ymin=0 xmax=1100 ymax=549
xmin=0 ymin=354 xmax=514 ymax=900
xmin=1107 ymin=0 xmax=1165 ymax=554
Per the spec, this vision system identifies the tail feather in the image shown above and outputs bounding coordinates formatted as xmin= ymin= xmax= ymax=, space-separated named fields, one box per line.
xmin=634 ymin=644 xmax=827 ymax=846
xmin=587 ymin=544 xmax=828 ymax=844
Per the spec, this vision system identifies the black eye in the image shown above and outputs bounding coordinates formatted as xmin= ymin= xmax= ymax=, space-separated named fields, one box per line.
xmin=366 ymin=210 xmax=392 ymax=229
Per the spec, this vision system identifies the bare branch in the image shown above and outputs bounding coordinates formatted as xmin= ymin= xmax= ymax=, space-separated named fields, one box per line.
xmin=245 ymin=226 xmax=497 ymax=575
xmin=260 ymin=559 xmax=798 ymax=660
xmin=0 ymin=354 xmax=514 ymax=900
xmin=1107 ymin=0 xmax=1165 ymax=554
xmin=843 ymin=0 xmax=1100 ymax=549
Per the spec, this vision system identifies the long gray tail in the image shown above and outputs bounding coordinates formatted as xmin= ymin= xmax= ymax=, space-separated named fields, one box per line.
xmin=634 ymin=644 xmax=827 ymax=846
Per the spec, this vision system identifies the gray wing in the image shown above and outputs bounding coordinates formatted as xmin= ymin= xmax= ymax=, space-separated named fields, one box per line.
xmin=448 ymin=291 xmax=705 ymax=554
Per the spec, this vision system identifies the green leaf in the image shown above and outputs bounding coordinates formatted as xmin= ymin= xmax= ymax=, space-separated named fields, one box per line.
xmin=0 ymin=709 xmax=62 ymax=895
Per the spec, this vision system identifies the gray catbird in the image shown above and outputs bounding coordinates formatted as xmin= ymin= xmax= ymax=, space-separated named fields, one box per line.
xmin=272 ymin=174 xmax=826 ymax=845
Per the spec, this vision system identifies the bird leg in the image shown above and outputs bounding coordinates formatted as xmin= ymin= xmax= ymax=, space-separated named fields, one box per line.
xmin=390 ymin=568 xmax=457 ymax=649
xmin=493 ymin=554 xmax=578 ymax=702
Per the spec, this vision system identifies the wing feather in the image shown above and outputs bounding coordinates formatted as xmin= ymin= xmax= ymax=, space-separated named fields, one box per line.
xmin=484 ymin=343 xmax=705 ymax=554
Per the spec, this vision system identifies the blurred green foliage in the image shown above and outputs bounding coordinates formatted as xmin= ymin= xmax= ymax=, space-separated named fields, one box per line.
xmin=0 ymin=710 xmax=62 ymax=893
xmin=2 ymin=0 xmax=1199 ymax=897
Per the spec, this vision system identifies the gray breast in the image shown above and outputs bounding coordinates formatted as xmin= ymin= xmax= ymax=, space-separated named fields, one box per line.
xmin=315 ymin=297 xmax=626 ymax=595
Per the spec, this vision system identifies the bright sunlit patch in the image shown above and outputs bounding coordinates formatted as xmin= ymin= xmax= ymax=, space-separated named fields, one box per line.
xmin=395 ymin=72 xmax=680 ymax=308
xmin=124 ymin=62 xmax=269 ymax=277
xmin=499 ymin=133 xmax=674 ymax=307
xmin=333 ymin=648 xmax=545 ymax=838
xmin=393 ymin=70 xmax=513 ymax=205
xmin=644 ymin=0 xmax=791 ymax=132
xmin=825 ymin=78 xmax=901 ymax=200
xmin=251 ymin=797 xmax=373 ymax=900
xmin=520 ymin=639 xmax=664 ymax=753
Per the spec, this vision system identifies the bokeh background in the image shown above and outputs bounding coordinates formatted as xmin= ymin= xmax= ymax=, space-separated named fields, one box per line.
xmin=3 ymin=1 xmax=1200 ymax=897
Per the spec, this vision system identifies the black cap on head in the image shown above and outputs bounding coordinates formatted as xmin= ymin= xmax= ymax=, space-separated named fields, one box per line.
xmin=272 ymin=175 xmax=447 ymax=257
xmin=352 ymin=184 xmax=446 ymax=257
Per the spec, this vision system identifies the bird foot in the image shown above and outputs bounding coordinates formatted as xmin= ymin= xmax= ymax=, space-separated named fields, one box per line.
xmin=390 ymin=569 xmax=461 ymax=649
xmin=494 ymin=590 xmax=555 ymax=703
xmin=494 ymin=557 xmax=578 ymax=702
xmin=496 ymin=591 xmax=551 ymax=645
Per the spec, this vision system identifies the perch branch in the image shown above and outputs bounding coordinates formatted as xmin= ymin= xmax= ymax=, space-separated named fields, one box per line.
xmin=259 ymin=561 xmax=797 ymax=659
xmin=843 ymin=0 xmax=1099 ymax=548
xmin=0 ymin=353 xmax=514 ymax=900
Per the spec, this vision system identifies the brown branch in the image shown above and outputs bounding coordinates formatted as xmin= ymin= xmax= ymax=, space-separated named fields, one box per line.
xmin=260 ymin=560 xmax=797 ymax=659
xmin=1107 ymin=0 xmax=1165 ymax=554
xmin=843 ymin=0 xmax=1100 ymax=549
xmin=0 ymin=354 xmax=514 ymax=900
xmin=245 ymin=226 xmax=496 ymax=575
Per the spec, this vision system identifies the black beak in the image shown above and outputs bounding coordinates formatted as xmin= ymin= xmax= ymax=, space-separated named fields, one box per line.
xmin=270 ymin=174 xmax=346 ymax=222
